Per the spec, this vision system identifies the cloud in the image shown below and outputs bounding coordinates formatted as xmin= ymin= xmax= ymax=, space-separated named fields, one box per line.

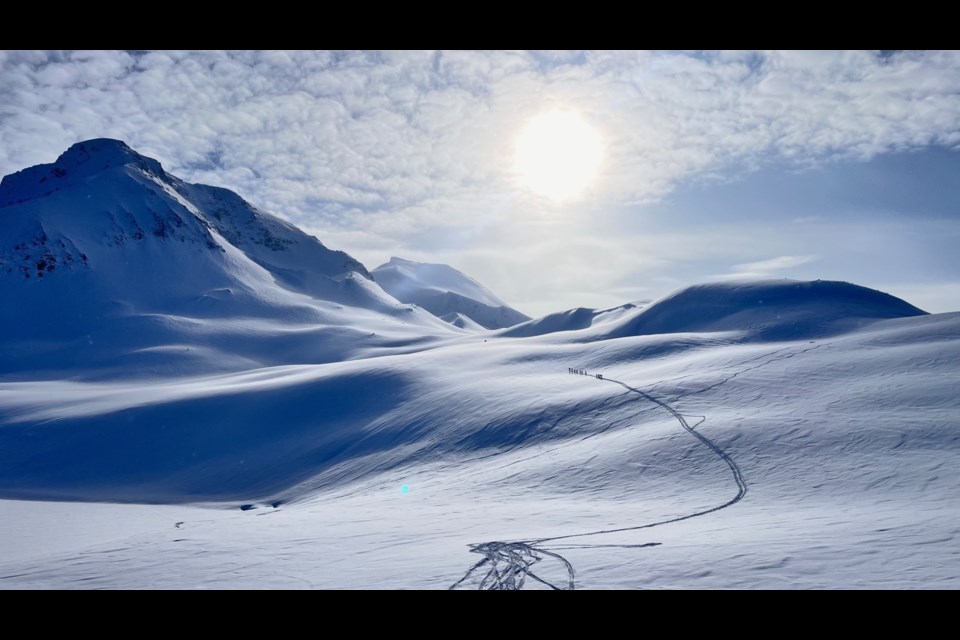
xmin=5 ymin=51 xmax=960 ymax=221
xmin=731 ymin=255 xmax=818 ymax=275
xmin=2 ymin=50 xmax=960 ymax=313
xmin=707 ymin=255 xmax=819 ymax=283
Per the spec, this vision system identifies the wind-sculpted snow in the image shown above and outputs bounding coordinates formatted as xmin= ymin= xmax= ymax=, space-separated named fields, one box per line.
xmin=0 ymin=311 xmax=957 ymax=588
xmin=0 ymin=141 xmax=957 ymax=589
xmin=0 ymin=140 xmax=456 ymax=375
xmin=451 ymin=364 xmax=750 ymax=590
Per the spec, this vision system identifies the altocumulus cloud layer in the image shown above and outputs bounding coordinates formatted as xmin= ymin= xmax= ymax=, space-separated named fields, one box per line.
xmin=3 ymin=50 xmax=960 ymax=313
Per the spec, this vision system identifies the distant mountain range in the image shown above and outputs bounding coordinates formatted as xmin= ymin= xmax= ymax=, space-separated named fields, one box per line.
xmin=373 ymin=257 xmax=530 ymax=329
xmin=0 ymin=137 xmax=929 ymax=378
xmin=0 ymin=139 xmax=536 ymax=374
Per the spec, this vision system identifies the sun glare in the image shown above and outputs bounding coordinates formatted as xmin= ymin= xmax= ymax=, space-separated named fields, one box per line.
xmin=515 ymin=111 xmax=603 ymax=201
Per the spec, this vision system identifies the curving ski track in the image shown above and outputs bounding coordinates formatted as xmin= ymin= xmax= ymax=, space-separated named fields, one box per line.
xmin=450 ymin=371 xmax=749 ymax=590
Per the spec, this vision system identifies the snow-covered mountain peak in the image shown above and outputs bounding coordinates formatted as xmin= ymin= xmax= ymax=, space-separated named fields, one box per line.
xmin=373 ymin=257 xmax=530 ymax=329
xmin=375 ymin=257 xmax=507 ymax=308
xmin=0 ymin=138 xmax=166 ymax=207
xmin=0 ymin=138 xmax=373 ymax=282
xmin=56 ymin=138 xmax=166 ymax=178
xmin=0 ymin=140 xmax=455 ymax=372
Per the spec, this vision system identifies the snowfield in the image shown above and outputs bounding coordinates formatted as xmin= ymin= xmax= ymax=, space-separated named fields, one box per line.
xmin=1 ymin=140 xmax=957 ymax=589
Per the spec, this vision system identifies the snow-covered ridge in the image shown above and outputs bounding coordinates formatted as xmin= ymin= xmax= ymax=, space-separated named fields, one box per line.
xmin=373 ymin=257 xmax=530 ymax=329
xmin=0 ymin=139 xmax=455 ymax=375
xmin=500 ymin=302 xmax=643 ymax=337
xmin=375 ymin=257 xmax=507 ymax=307
xmin=0 ymin=139 xmax=166 ymax=207
xmin=0 ymin=138 xmax=370 ymax=283
xmin=504 ymin=280 xmax=926 ymax=343
xmin=598 ymin=280 xmax=927 ymax=341
xmin=2 ymin=140 xmax=957 ymax=590
xmin=440 ymin=312 xmax=486 ymax=331
xmin=501 ymin=307 xmax=598 ymax=337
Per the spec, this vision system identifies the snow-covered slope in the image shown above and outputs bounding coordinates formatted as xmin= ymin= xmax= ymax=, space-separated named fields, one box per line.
xmin=505 ymin=280 xmax=925 ymax=342
xmin=440 ymin=312 xmax=486 ymax=331
xmin=374 ymin=257 xmax=507 ymax=307
xmin=1 ymin=141 xmax=957 ymax=589
xmin=596 ymin=280 xmax=927 ymax=342
xmin=0 ymin=309 xmax=957 ymax=588
xmin=373 ymin=257 xmax=529 ymax=329
xmin=0 ymin=139 xmax=370 ymax=286
xmin=501 ymin=302 xmax=643 ymax=338
xmin=501 ymin=307 xmax=598 ymax=337
xmin=0 ymin=139 xmax=453 ymax=375
xmin=0 ymin=279 xmax=945 ymax=505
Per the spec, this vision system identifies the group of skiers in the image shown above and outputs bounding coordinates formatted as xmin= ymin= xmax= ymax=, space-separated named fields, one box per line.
xmin=568 ymin=368 xmax=602 ymax=380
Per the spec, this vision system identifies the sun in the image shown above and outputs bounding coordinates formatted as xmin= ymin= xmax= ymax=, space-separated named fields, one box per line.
xmin=515 ymin=110 xmax=603 ymax=201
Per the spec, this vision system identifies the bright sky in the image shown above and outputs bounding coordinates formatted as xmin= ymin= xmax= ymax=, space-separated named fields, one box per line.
xmin=3 ymin=50 xmax=960 ymax=315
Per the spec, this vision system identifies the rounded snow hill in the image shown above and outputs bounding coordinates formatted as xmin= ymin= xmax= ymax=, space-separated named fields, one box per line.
xmin=599 ymin=280 xmax=927 ymax=342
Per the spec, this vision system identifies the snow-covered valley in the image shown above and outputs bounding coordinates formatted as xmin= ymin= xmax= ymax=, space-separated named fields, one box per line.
xmin=1 ymin=140 xmax=958 ymax=589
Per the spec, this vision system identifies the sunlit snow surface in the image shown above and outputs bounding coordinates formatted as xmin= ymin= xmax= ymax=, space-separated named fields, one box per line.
xmin=1 ymin=141 xmax=957 ymax=589
xmin=2 ymin=311 xmax=958 ymax=589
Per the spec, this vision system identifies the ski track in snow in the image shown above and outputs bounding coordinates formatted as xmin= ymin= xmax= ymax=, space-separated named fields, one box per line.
xmin=449 ymin=345 xmax=833 ymax=590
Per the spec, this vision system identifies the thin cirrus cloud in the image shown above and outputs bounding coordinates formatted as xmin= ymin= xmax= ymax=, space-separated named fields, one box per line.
xmin=2 ymin=50 xmax=960 ymax=314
